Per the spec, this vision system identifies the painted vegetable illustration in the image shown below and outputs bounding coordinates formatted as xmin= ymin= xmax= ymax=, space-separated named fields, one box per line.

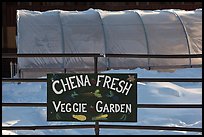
xmin=55 ymin=113 xmax=61 ymax=120
xmin=120 ymin=114 xmax=127 ymax=121
xmin=72 ymin=114 xmax=87 ymax=121
xmin=127 ymin=75 xmax=135 ymax=82
xmin=71 ymin=91 xmax=78 ymax=98
xmin=81 ymin=89 xmax=102 ymax=98
xmin=91 ymin=78 xmax=96 ymax=84
xmin=106 ymin=91 xmax=119 ymax=101
xmin=106 ymin=91 xmax=114 ymax=97
xmin=92 ymin=89 xmax=102 ymax=98
xmin=92 ymin=113 xmax=108 ymax=120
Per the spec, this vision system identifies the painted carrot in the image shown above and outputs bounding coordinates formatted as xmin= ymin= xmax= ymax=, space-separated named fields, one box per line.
xmin=72 ymin=114 xmax=86 ymax=121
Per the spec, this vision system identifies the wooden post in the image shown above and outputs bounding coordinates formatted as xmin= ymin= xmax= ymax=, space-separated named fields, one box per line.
xmin=2 ymin=2 xmax=7 ymax=50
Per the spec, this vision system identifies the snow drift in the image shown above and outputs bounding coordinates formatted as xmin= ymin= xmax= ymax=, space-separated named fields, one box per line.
xmin=2 ymin=67 xmax=202 ymax=135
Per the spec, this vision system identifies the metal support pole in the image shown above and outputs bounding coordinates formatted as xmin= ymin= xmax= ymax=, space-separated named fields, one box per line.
xmin=17 ymin=68 xmax=21 ymax=84
xmin=94 ymin=57 xmax=100 ymax=135
xmin=14 ymin=62 xmax=17 ymax=77
xmin=10 ymin=61 xmax=13 ymax=78
xmin=94 ymin=57 xmax=98 ymax=74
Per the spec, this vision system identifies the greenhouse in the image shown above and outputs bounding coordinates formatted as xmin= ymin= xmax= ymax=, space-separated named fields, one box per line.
xmin=16 ymin=8 xmax=202 ymax=77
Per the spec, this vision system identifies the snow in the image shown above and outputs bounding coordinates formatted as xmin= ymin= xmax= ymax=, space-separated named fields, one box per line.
xmin=2 ymin=68 xmax=202 ymax=135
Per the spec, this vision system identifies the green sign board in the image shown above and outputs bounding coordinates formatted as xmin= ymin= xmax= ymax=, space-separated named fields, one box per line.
xmin=47 ymin=73 xmax=137 ymax=122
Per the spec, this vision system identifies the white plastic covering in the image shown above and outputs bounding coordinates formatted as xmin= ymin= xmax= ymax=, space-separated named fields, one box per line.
xmin=60 ymin=10 xmax=106 ymax=71
xmin=16 ymin=8 xmax=202 ymax=77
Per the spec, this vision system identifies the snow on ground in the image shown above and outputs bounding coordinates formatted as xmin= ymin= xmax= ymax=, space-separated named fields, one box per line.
xmin=2 ymin=68 xmax=202 ymax=135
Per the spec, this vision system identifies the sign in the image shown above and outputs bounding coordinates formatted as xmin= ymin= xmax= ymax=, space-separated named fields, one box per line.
xmin=47 ymin=73 xmax=137 ymax=122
